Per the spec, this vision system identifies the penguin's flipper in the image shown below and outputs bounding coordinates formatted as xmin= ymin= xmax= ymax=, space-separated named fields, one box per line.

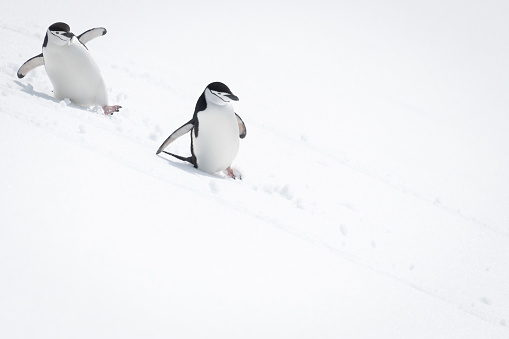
xmin=156 ymin=119 xmax=195 ymax=154
xmin=235 ymin=113 xmax=247 ymax=139
xmin=17 ymin=53 xmax=44 ymax=79
xmin=77 ymin=27 xmax=107 ymax=45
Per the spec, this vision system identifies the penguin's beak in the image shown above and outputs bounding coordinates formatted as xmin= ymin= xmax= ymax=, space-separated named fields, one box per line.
xmin=226 ymin=94 xmax=239 ymax=101
xmin=63 ymin=32 xmax=74 ymax=38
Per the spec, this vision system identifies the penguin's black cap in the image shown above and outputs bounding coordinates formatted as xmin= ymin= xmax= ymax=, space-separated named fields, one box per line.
xmin=49 ymin=22 xmax=71 ymax=32
xmin=207 ymin=82 xmax=233 ymax=95
xmin=207 ymin=82 xmax=239 ymax=101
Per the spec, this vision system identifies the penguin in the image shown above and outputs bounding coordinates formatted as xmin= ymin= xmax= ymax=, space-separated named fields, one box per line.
xmin=17 ymin=22 xmax=121 ymax=115
xmin=156 ymin=82 xmax=247 ymax=179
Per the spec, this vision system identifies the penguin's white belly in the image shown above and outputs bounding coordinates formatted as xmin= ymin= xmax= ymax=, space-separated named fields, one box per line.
xmin=193 ymin=108 xmax=240 ymax=174
xmin=44 ymin=42 xmax=107 ymax=106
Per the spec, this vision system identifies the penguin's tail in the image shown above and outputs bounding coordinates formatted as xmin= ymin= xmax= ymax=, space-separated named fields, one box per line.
xmin=161 ymin=151 xmax=194 ymax=165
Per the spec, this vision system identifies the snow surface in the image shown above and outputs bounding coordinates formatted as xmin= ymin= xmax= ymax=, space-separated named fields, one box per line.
xmin=1 ymin=1 xmax=509 ymax=338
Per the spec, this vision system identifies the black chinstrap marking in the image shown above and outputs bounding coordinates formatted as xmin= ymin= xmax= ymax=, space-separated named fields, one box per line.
xmin=212 ymin=91 xmax=228 ymax=102
xmin=51 ymin=32 xmax=69 ymax=42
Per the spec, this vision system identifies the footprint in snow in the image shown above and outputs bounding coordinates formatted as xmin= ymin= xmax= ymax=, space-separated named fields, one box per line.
xmin=479 ymin=296 xmax=492 ymax=306
xmin=339 ymin=224 xmax=348 ymax=236
xmin=209 ymin=180 xmax=220 ymax=194
xmin=149 ymin=132 xmax=159 ymax=141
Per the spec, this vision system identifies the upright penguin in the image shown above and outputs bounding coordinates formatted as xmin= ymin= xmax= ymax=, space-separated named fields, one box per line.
xmin=17 ymin=22 xmax=121 ymax=115
xmin=156 ymin=82 xmax=247 ymax=179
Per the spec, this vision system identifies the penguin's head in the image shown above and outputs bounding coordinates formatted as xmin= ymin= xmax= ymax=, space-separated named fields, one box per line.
xmin=204 ymin=82 xmax=239 ymax=106
xmin=44 ymin=22 xmax=74 ymax=47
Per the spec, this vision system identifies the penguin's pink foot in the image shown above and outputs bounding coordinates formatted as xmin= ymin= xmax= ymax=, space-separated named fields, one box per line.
xmin=226 ymin=167 xmax=242 ymax=180
xmin=102 ymin=105 xmax=122 ymax=115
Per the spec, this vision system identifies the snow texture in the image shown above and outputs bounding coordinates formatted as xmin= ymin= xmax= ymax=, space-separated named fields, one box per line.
xmin=1 ymin=1 xmax=509 ymax=338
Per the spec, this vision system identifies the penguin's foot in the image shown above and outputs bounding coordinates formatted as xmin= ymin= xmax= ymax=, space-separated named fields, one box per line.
xmin=226 ymin=167 xmax=242 ymax=180
xmin=103 ymin=105 xmax=122 ymax=115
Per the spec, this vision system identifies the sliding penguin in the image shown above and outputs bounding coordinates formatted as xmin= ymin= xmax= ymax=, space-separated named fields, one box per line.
xmin=17 ymin=22 xmax=121 ymax=115
xmin=156 ymin=82 xmax=247 ymax=179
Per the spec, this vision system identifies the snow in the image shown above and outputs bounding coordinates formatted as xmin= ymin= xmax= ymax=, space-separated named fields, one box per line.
xmin=1 ymin=0 xmax=509 ymax=338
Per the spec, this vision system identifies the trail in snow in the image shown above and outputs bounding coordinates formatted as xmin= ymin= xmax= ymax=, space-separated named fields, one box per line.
xmin=3 ymin=67 xmax=509 ymax=329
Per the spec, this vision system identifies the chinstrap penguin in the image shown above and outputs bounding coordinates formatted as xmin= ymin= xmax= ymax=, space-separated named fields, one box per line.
xmin=156 ymin=82 xmax=247 ymax=179
xmin=17 ymin=22 xmax=121 ymax=115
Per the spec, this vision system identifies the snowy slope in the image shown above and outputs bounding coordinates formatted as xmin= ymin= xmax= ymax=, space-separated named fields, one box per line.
xmin=1 ymin=1 xmax=509 ymax=338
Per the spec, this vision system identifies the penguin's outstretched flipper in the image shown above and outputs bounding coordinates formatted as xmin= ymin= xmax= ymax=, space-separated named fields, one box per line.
xmin=156 ymin=119 xmax=195 ymax=155
xmin=77 ymin=27 xmax=107 ymax=45
xmin=17 ymin=53 xmax=44 ymax=79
